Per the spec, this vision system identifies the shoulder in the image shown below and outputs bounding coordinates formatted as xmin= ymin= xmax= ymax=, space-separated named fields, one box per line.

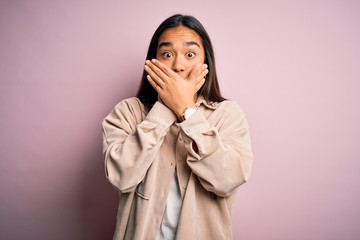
xmin=217 ymin=100 xmax=246 ymax=117
xmin=106 ymin=97 xmax=146 ymax=122
xmin=112 ymin=97 xmax=145 ymax=114
xmin=215 ymin=100 xmax=250 ymax=130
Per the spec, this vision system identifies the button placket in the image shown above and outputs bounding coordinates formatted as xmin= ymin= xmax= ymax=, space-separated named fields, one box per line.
xmin=176 ymin=160 xmax=191 ymax=197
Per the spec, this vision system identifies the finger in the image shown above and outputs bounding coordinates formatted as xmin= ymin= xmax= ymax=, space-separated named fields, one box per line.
xmin=188 ymin=63 xmax=207 ymax=81
xmin=194 ymin=66 xmax=208 ymax=91
xmin=194 ymin=67 xmax=208 ymax=85
xmin=200 ymin=68 xmax=209 ymax=80
xmin=146 ymin=74 xmax=161 ymax=92
xmin=144 ymin=63 xmax=165 ymax=88
xmin=187 ymin=63 xmax=202 ymax=80
xmin=145 ymin=60 xmax=171 ymax=83
xmin=195 ymin=78 xmax=206 ymax=91
xmin=150 ymin=59 xmax=178 ymax=79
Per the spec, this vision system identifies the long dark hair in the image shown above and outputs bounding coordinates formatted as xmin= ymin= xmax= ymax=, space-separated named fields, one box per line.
xmin=136 ymin=14 xmax=226 ymax=109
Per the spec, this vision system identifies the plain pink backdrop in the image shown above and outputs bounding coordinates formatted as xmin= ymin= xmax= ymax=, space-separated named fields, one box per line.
xmin=1 ymin=0 xmax=359 ymax=239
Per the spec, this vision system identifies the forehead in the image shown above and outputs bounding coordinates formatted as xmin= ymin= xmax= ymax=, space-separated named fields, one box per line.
xmin=158 ymin=26 xmax=202 ymax=47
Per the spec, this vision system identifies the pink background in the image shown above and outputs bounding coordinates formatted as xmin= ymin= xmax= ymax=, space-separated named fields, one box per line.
xmin=1 ymin=0 xmax=360 ymax=239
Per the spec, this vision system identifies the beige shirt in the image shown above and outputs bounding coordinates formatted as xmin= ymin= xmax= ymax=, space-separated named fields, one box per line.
xmin=102 ymin=96 xmax=253 ymax=240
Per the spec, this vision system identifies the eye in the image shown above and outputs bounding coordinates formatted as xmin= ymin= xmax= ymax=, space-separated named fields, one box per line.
xmin=162 ymin=52 xmax=173 ymax=58
xmin=186 ymin=52 xmax=196 ymax=58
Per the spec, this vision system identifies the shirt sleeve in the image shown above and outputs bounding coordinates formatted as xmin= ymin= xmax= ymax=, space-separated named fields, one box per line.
xmin=102 ymin=98 xmax=177 ymax=193
xmin=179 ymin=101 xmax=253 ymax=197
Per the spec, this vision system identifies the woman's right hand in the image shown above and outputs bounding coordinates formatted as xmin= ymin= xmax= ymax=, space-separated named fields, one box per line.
xmin=144 ymin=59 xmax=208 ymax=117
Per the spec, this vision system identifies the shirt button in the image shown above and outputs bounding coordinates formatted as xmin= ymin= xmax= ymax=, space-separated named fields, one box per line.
xmin=166 ymin=119 xmax=171 ymax=123
xmin=183 ymin=184 xmax=187 ymax=189
xmin=185 ymin=128 xmax=190 ymax=133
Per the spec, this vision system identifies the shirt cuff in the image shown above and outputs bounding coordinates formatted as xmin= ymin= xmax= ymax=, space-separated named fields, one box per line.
xmin=145 ymin=101 xmax=177 ymax=129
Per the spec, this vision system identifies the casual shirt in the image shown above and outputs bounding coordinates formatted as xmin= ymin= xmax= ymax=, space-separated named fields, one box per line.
xmin=102 ymin=96 xmax=253 ymax=240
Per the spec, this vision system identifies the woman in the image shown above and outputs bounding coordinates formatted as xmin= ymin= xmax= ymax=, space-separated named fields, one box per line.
xmin=102 ymin=14 xmax=252 ymax=240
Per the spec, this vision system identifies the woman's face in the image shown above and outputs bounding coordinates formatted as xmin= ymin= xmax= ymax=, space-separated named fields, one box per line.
xmin=156 ymin=26 xmax=205 ymax=79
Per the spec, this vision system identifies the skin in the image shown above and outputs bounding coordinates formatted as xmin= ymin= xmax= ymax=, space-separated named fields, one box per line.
xmin=144 ymin=26 xmax=209 ymax=118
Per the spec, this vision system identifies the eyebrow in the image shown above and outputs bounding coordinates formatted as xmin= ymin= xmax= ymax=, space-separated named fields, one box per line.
xmin=158 ymin=41 xmax=201 ymax=49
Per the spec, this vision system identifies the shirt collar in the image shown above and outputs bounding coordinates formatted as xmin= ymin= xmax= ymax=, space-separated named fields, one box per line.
xmin=195 ymin=95 xmax=219 ymax=110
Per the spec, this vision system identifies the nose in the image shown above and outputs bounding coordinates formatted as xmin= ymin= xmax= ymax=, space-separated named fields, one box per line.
xmin=171 ymin=56 xmax=185 ymax=73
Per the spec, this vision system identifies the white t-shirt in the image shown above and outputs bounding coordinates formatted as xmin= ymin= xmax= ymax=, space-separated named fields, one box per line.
xmin=156 ymin=171 xmax=182 ymax=240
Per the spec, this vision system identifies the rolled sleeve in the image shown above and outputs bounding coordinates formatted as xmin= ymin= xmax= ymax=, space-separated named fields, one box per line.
xmin=178 ymin=101 xmax=253 ymax=197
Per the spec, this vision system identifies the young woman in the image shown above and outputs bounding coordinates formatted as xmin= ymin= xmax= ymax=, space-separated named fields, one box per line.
xmin=102 ymin=14 xmax=253 ymax=240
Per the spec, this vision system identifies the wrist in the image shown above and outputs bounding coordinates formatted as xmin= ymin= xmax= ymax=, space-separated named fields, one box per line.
xmin=175 ymin=103 xmax=195 ymax=117
xmin=178 ymin=106 xmax=197 ymax=122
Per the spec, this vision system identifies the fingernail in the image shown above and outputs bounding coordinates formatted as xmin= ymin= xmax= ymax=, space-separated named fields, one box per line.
xmin=151 ymin=59 xmax=156 ymax=63
xmin=145 ymin=60 xmax=150 ymax=64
